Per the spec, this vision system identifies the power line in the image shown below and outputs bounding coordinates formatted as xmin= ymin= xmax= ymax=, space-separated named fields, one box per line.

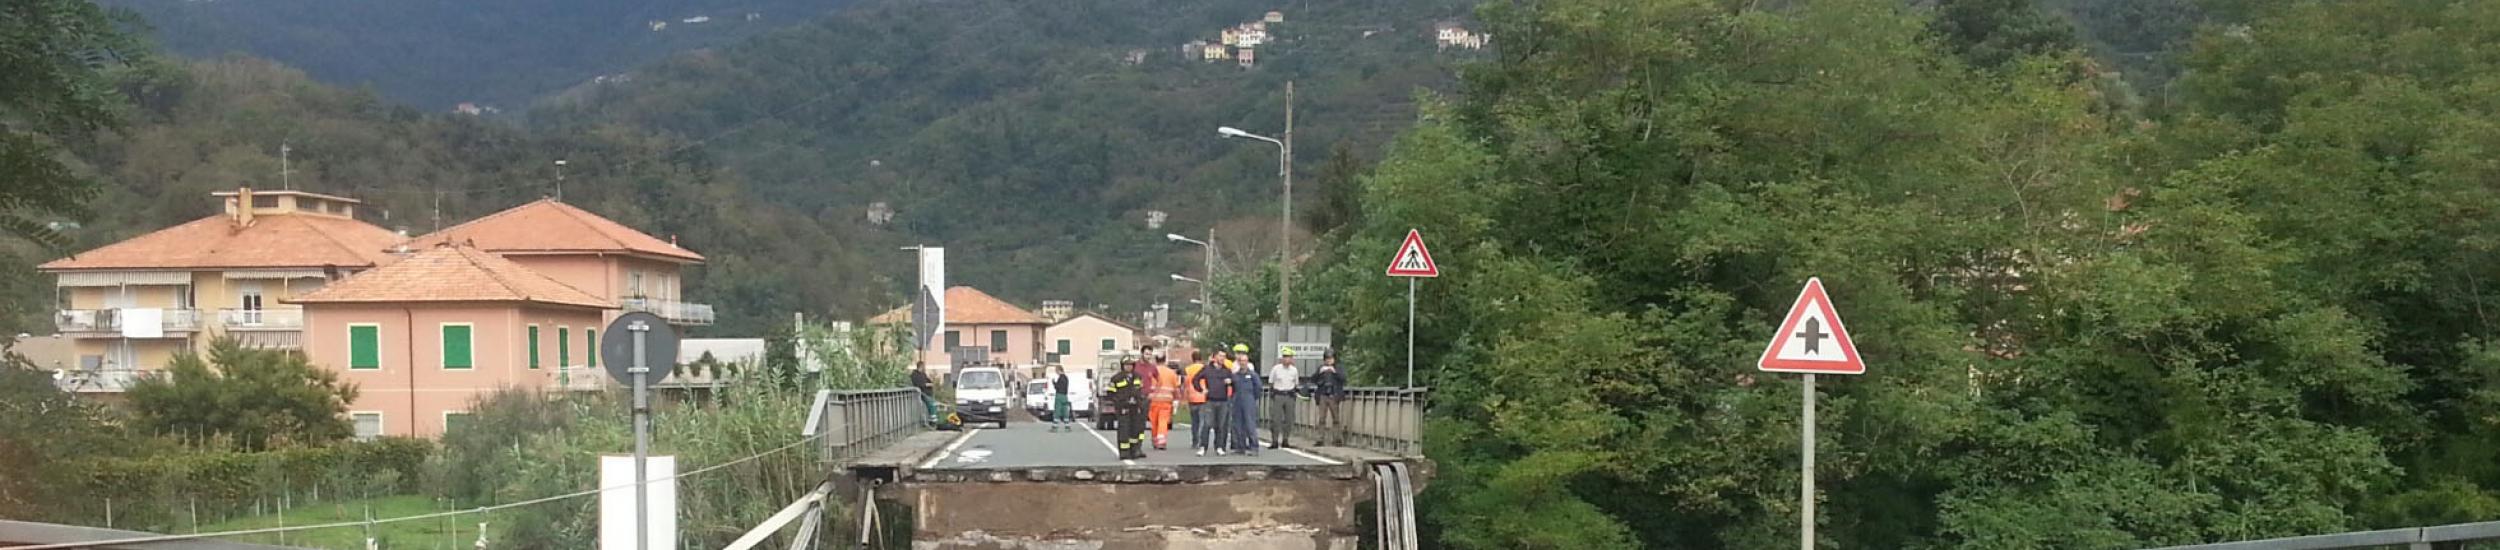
xmin=0 ymin=434 xmax=827 ymax=550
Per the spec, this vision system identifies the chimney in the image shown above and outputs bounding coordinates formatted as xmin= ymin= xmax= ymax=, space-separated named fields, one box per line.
xmin=234 ymin=187 xmax=255 ymax=227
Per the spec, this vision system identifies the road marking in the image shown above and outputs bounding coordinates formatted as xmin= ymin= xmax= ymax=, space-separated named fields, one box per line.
xmin=1283 ymin=446 xmax=1344 ymax=466
xmin=1083 ymin=427 xmax=1136 ymax=466
xmin=917 ymin=428 xmax=981 ymax=470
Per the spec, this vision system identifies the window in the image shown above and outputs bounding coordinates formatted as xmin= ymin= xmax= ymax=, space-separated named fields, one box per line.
xmin=443 ymin=412 xmax=474 ymax=434
xmin=945 ymin=331 xmax=961 ymax=349
xmin=1056 ymin=339 xmax=1071 ymax=355
xmin=349 ymin=324 xmax=380 ymax=369
xmin=527 ymin=326 xmax=541 ymax=369
xmin=990 ymin=330 xmax=1008 ymax=352
xmin=627 ymin=271 xmax=645 ymax=298
xmin=352 ymin=412 xmax=383 ymax=441
xmin=177 ymin=285 xmax=196 ymax=309
xmin=1101 ymin=338 xmax=1117 ymax=351
xmin=238 ymin=282 xmax=264 ymax=324
xmin=558 ymin=327 xmax=571 ymax=366
xmin=441 ymin=324 xmax=473 ymax=369
xmin=252 ymin=195 xmax=279 ymax=209
xmin=586 ymin=329 xmax=598 ymax=367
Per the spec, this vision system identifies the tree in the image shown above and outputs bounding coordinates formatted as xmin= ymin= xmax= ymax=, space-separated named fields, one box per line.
xmin=1304 ymin=141 xmax=1368 ymax=239
xmin=0 ymin=350 xmax=150 ymax=522
xmin=126 ymin=339 xmax=360 ymax=451
xmin=1930 ymin=0 xmax=2081 ymax=70
xmin=0 ymin=0 xmax=146 ymax=250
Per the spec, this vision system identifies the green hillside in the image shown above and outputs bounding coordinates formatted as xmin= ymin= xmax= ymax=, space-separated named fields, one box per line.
xmin=531 ymin=0 xmax=1480 ymax=312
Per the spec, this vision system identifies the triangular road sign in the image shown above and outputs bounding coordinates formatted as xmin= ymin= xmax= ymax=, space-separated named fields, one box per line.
xmin=1757 ymin=277 xmax=1864 ymax=374
xmin=1385 ymin=229 xmax=1440 ymax=277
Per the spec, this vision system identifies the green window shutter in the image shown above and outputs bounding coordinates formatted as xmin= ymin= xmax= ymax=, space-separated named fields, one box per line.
xmin=528 ymin=326 xmax=541 ymax=369
xmin=442 ymin=325 xmax=473 ymax=369
xmin=587 ymin=329 xmax=598 ymax=367
xmin=1056 ymin=339 xmax=1070 ymax=355
xmin=350 ymin=326 xmax=380 ymax=369
xmin=445 ymin=413 xmax=474 ymax=433
xmin=1101 ymin=338 xmax=1115 ymax=351
xmin=991 ymin=330 xmax=1007 ymax=352
xmin=945 ymin=331 xmax=960 ymax=349
xmin=559 ymin=328 xmax=571 ymax=366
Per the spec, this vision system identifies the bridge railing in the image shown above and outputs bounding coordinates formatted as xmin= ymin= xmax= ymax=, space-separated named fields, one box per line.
xmin=807 ymin=388 xmax=927 ymax=464
xmin=2143 ymin=520 xmax=2500 ymax=549
xmin=1274 ymin=387 xmax=1428 ymax=457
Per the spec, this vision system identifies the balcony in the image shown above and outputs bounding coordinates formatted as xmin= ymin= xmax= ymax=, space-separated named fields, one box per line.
xmin=218 ymin=307 xmax=305 ymax=331
xmin=54 ymin=309 xmax=201 ymax=336
xmin=621 ymin=297 xmax=715 ymax=325
xmin=53 ymin=369 xmax=156 ymax=393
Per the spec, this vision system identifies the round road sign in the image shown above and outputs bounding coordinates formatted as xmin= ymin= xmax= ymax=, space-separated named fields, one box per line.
xmin=601 ymin=312 xmax=680 ymax=384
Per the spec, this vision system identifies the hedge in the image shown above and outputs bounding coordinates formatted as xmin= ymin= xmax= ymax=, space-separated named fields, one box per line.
xmin=77 ymin=438 xmax=432 ymax=531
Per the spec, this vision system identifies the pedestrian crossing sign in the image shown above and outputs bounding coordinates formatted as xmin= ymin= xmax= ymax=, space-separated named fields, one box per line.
xmin=1758 ymin=277 xmax=1865 ymax=375
xmin=1385 ymin=229 xmax=1440 ymax=277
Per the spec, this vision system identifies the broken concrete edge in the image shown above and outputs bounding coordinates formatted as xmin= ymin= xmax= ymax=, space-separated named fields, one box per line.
xmin=905 ymin=463 xmax=1370 ymax=484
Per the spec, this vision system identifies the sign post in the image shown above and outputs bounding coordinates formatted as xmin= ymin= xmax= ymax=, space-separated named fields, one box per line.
xmin=1755 ymin=278 xmax=1864 ymax=550
xmin=602 ymin=312 xmax=678 ymax=550
xmin=1384 ymin=229 xmax=1440 ymax=388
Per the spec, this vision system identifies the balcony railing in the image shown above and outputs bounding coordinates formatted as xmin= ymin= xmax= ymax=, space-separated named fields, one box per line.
xmin=621 ymin=297 xmax=716 ymax=325
xmin=54 ymin=309 xmax=201 ymax=335
xmin=53 ymin=369 xmax=156 ymax=393
xmin=217 ymin=307 xmax=304 ymax=330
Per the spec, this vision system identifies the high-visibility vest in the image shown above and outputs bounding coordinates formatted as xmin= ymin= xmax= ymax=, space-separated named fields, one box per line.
xmin=1182 ymin=363 xmax=1207 ymax=403
xmin=1149 ymin=366 xmax=1180 ymax=402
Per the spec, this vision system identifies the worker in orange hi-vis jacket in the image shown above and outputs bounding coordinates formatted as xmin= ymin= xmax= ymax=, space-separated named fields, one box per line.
xmin=1148 ymin=359 xmax=1182 ymax=450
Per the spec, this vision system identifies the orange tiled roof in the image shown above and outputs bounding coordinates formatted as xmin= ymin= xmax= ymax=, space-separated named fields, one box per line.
xmin=286 ymin=244 xmax=614 ymax=308
xmin=869 ymin=286 xmax=1046 ymax=325
xmin=412 ymin=199 xmax=703 ymax=263
xmin=39 ymin=214 xmax=405 ymax=271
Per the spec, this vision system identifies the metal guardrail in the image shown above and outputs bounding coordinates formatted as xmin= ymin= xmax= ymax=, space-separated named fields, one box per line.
xmin=1267 ymin=387 xmax=1427 ymax=457
xmin=215 ymin=308 xmax=303 ymax=330
xmin=807 ymin=388 xmax=928 ymax=463
xmin=2144 ymin=520 xmax=2500 ymax=550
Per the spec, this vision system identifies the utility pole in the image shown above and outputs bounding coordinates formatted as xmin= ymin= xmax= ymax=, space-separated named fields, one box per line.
xmin=555 ymin=159 xmax=568 ymax=201
xmin=279 ymin=142 xmax=292 ymax=190
xmin=1280 ymin=81 xmax=1295 ymax=327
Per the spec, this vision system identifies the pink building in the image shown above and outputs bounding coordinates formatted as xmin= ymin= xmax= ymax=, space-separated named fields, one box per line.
xmin=869 ymin=286 xmax=1048 ymax=382
xmin=290 ymin=244 xmax=614 ymax=439
xmin=411 ymin=199 xmax=711 ymax=326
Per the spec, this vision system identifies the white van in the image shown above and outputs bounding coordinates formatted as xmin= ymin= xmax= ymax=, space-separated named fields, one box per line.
xmin=1022 ymin=369 xmax=1097 ymax=422
xmin=952 ymin=367 xmax=1011 ymax=428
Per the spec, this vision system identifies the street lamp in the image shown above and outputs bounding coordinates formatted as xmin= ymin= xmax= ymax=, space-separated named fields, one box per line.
xmin=1217 ymin=122 xmax=1292 ymax=327
xmin=1170 ymin=273 xmax=1203 ymax=284
xmin=1167 ymin=231 xmax=1215 ymax=327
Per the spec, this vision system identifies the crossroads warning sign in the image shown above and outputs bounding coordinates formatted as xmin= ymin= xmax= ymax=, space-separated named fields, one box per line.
xmin=1757 ymin=277 xmax=1865 ymax=375
xmin=1385 ymin=229 xmax=1440 ymax=277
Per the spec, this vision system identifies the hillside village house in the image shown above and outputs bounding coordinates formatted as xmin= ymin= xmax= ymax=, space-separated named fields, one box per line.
xmin=37 ymin=188 xmax=402 ymax=396
xmin=1044 ymin=312 xmax=1140 ymax=373
xmin=869 ymin=286 xmax=1047 ymax=382
xmin=409 ymin=198 xmax=711 ymax=326
xmin=289 ymin=244 xmax=613 ymax=439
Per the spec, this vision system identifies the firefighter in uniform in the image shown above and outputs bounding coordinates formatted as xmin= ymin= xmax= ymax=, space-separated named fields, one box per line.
xmin=1109 ymin=365 xmax=1149 ymax=459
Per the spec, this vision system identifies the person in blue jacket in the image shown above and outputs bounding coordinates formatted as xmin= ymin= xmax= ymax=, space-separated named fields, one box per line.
xmin=1228 ymin=348 xmax=1264 ymax=456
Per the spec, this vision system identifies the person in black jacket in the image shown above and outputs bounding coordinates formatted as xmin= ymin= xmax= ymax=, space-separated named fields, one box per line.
xmin=1191 ymin=355 xmax=1236 ymax=456
xmin=1312 ymin=354 xmax=1348 ymax=446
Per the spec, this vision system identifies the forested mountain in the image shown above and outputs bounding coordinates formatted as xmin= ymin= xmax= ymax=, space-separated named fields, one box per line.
xmin=531 ymin=0 xmax=1478 ymax=313
xmin=104 ymin=0 xmax=852 ymax=109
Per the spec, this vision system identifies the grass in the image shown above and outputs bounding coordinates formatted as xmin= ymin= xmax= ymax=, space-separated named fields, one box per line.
xmin=195 ymin=494 xmax=510 ymax=549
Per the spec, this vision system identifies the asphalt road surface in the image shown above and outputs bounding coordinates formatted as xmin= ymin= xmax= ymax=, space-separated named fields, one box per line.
xmin=921 ymin=418 xmax=1341 ymax=470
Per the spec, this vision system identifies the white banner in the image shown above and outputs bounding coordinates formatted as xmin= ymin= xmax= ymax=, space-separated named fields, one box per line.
xmin=599 ymin=455 xmax=677 ymax=550
xmin=920 ymin=248 xmax=945 ymax=345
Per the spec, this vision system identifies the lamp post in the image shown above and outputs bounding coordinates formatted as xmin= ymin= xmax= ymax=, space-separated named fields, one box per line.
xmin=1216 ymin=80 xmax=1292 ymax=328
xmin=1218 ymin=125 xmax=1289 ymax=326
xmin=1167 ymin=231 xmax=1215 ymax=327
